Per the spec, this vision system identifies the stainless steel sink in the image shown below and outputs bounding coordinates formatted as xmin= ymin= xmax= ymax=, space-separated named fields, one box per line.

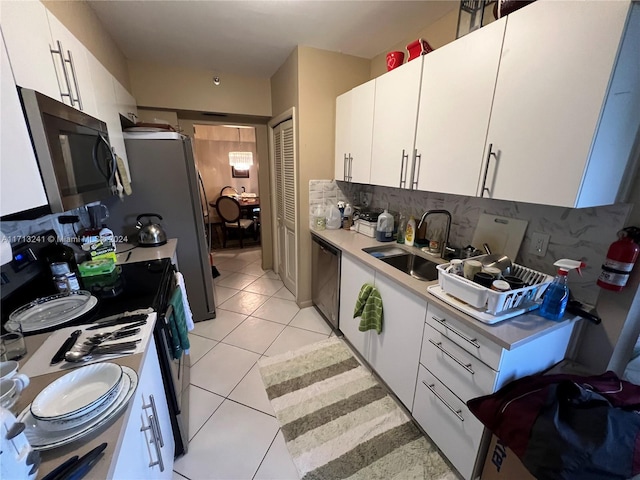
xmin=380 ymin=254 xmax=439 ymax=281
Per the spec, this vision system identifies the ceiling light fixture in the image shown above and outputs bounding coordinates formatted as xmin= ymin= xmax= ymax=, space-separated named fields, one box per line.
xmin=228 ymin=128 xmax=253 ymax=171
xmin=213 ymin=76 xmax=221 ymax=86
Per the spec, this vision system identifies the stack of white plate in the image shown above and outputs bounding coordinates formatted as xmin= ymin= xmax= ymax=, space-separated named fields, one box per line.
xmin=18 ymin=363 xmax=138 ymax=451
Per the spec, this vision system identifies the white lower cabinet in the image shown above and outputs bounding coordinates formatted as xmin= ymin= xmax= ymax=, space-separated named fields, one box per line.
xmin=413 ymin=303 xmax=576 ymax=480
xmin=110 ymin=339 xmax=174 ymax=479
xmin=339 ymin=254 xmax=426 ymax=410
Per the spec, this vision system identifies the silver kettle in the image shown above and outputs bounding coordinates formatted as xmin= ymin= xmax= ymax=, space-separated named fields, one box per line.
xmin=136 ymin=213 xmax=167 ymax=247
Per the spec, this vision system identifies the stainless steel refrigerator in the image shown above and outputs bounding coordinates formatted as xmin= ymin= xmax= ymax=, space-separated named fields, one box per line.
xmin=105 ymin=131 xmax=215 ymax=322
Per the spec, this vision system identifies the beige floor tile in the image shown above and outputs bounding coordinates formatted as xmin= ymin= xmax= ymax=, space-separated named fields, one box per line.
xmin=228 ymin=362 xmax=275 ymax=416
xmin=264 ymin=326 xmax=329 ymax=357
xmin=190 ymin=343 xmax=259 ymax=396
xmin=216 ymin=272 xmax=260 ymax=290
xmin=244 ymin=277 xmax=284 ymax=296
xmin=188 ymin=385 xmax=224 ymax=441
xmin=289 ymin=307 xmax=333 ymax=334
xmin=254 ymin=430 xmax=300 ymax=480
xmin=188 ymin=333 xmax=218 ymax=365
xmin=218 ymin=291 xmax=270 ymax=316
xmin=214 ymin=285 xmax=240 ymax=306
xmin=272 ymin=286 xmax=295 ymax=301
xmin=252 ymin=297 xmax=300 ymax=324
xmin=223 ymin=317 xmax=286 ymax=355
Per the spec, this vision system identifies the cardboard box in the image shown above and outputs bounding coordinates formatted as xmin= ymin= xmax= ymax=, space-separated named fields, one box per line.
xmin=481 ymin=435 xmax=535 ymax=480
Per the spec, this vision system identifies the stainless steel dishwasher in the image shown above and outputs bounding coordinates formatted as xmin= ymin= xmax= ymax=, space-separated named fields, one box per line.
xmin=312 ymin=235 xmax=341 ymax=330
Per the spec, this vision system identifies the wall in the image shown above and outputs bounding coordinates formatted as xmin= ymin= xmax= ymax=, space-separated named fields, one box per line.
xmin=294 ymin=47 xmax=371 ymax=305
xmin=270 ymin=47 xmax=299 ymax=121
xmin=42 ymin=0 xmax=130 ymax=91
xmin=369 ymin=8 xmax=459 ymax=79
xmin=128 ymin=60 xmax=272 ymax=116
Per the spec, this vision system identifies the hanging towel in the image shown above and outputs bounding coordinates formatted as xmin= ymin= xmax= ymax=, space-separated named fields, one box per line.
xmin=116 ymin=155 xmax=132 ymax=195
xmin=168 ymin=287 xmax=191 ymax=359
xmin=353 ymin=283 xmax=384 ymax=334
xmin=175 ymin=272 xmax=195 ymax=331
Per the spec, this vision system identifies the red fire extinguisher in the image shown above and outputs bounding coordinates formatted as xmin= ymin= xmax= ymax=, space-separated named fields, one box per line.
xmin=597 ymin=227 xmax=640 ymax=291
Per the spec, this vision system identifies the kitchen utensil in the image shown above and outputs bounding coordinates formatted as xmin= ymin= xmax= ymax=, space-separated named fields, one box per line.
xmin=463 ymin=260 xmax=482 ymax=280
xmin=6 ymin=292 xmax=97 ymax=334
xmin=58 ymin=442 xmax=107 ymax=480
xmin=42 ymin=455 xmax=79 ymax=480
xmin=85 ymin=327 xmax=141 ymax=346
xmin=1 ymin=377 xmax=29 ymax=410
xmin=0 ymin=360 xmax=28 ymax=382
xmin=471 ymin=214 xmax=528 ymax=261
xmin=85 ymin=311 xmax=150 ymax=330
xmin=480 ymin=254 xmax=512 ymax=275
xmin=64 ymin=341 xmax=140 ymax=363
xmin=503 ymin=275 xmax=526 ymax=290
xmin=31 ymin=363 xmax=123 ymax=420
xmin=50 ymin=330 xmax=82 ymax=366
xmin=135 ymin=213 xmax=167 ymax=247
xmin=473 ymin=272 xmax=495 ymax=287
xmin=18 ymin=367 xmax=137 ymax=451
xmin=491 ymin=280 xmax=511 ymax=292
xmin=1 ymin=407 xmax=39 ymax=479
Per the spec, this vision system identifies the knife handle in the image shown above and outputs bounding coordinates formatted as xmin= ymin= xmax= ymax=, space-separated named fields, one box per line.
xmin=41 ymin=455 xmax=79 ymax=480
xmin=50 ymin=331 xmax=81 ymax=365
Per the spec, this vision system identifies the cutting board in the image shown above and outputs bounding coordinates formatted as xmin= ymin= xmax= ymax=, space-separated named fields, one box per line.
xmin=471 ymin=214 xmax=529 ymax=260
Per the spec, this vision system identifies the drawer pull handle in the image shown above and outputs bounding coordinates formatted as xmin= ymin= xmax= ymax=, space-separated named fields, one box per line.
xmin=428 ymin=339 xmax=475 ymax=375
xmin=423 ymin=381 xmax=464 ymax=422
xmin=432 ymin=316 xmax=480 ymax=349
xmin=141 ymin=415 xmax=165 ymax=472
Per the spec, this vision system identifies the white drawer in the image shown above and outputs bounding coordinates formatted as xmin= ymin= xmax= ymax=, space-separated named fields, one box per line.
xmin=421 ymin=324 xmax=498 ymax=402
xmin=412 ymin=365 xmax=485 ymax=480
xmin=426 ymin=304 xmax=503 ymax=370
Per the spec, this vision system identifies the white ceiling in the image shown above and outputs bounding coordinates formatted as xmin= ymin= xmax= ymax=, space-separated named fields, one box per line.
xmin=88 ymin=1 xmax=457 ymax=78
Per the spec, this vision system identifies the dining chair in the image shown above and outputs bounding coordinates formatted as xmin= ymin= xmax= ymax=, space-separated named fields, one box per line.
xmin=215 ymin=196 xmax=256 ymax=248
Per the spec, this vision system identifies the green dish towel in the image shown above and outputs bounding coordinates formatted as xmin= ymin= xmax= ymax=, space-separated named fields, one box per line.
xmin=168 ymin=287 xmax=191 ymax=359
xmin=353 ymin=283 xmax=383 ymax=334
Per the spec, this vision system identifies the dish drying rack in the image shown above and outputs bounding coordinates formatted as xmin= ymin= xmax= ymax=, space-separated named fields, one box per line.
xmin=429 ymin=258 xmax=554 ymax=324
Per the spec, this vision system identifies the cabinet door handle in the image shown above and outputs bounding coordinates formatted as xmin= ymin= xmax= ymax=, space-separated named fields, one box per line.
xmin=428 ymin=339 xmax=475 ymax=375
xmin=480 ymin=143 xmax=496 ymax=198
xmin=412 ymin=150 xmax=421 ymax=189
xmin=343 ymin=154 xmax=348 ymax=181
xmin=348 ymin=154 xmax=353 ymax=182
xmin=50 ymin=41 xmax=73 ymax=105
xmin=423 ymin=381 xmax=464 ymax=422
xmin=66 ymin=49 xmax=83 ymax=111
xmin=141 ymin=414 xmax=165 ymax=472
xmin=142 ymin=394 xmax=164 ymax=447
xmin=432 ymin=316 xmax=480 ymax=349
xmin=399 ymin=149 xmax=409 ymax=188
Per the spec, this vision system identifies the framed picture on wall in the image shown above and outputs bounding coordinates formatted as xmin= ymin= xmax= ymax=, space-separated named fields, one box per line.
xmin=231 ymin=167 xmax=249 ymax=178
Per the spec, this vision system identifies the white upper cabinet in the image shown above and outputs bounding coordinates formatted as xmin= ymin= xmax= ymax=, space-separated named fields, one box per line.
xmin=114 ymin=79 xmax=138 ymax=123
xmin=46 ymin=12 xmax=98 ymax=117
xmin=415 ymin=18 xmax=506 ymax=197
xmin=0 ymin=31 xmax=48 ymax=216
xmin=370 ymin=58 xmax=423 ymax=189
xmin=0 ymin=1 xmax=60 ymax=102
xmin=334 ymin=91 xmax=351 ymax=181
xmin=349 ymin=80 xmax=375 ymax=184
xmin=334 ymin=80 xmax=375 ymax=184
xmin=481 ymin=0 xmax=635 ymax=207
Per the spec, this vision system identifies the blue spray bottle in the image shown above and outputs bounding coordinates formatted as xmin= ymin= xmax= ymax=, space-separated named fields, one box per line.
xmin=539 ymin=259 xmax=584 ymax=320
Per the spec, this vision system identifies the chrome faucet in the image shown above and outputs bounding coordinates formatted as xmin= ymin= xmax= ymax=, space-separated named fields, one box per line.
xmin=417 ymin=209 xmax=452 ymax=258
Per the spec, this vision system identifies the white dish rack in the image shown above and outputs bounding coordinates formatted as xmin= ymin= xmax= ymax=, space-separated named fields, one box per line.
xmin=432 ymin=258 xmax=554 ymax=324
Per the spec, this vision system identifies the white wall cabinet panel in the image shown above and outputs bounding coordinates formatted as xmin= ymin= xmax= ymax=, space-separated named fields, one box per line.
xmin=0 ymin=1 xmax=60 ymax=101
xmin=368 ymin=274 xmax=425 ymax=410
xmin=348 ymin=80 xmax=375 ymax=184
xmin=334 ymin=92 xmax=351 ymax=181
xmin=370 ymin=58 xmax=422 ymax=189
xmin=46 ymin=12 xmax=98 ymax=117
xmin=482 ymin=1 xmax=632 ymax=207
xmin=339 ymin=254 xmax=375 ymax=360
xmin=0 ymin=32 xmax=48 ymax=216
xmin=110 ymin=340 xmax=174 ymax=479
xmin=114 ymin=79 xmax=138 ymax=122
xmin=415 ymin=18 xmax=505 ymax=197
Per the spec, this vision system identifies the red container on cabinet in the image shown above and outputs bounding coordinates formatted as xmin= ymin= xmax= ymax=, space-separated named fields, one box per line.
xmin=406 ymin=38 xmax=433 ymax=61
xmin=386 ymin=51 xmax=405 ymax=71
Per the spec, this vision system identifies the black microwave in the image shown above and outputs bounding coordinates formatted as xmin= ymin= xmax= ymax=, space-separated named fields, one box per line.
xmin=19 ymin=88 xmax=117 ymax=213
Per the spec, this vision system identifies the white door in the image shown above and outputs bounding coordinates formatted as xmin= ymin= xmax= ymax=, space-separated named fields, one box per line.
xmin=482 ymin=0 xmax=629 ymax=207
xmin=370 ymin=58 xmax=422 ymax=189
xmin=273 ymin=119 xmax=297 ymax=295
xmin=334 ymin=91 xmax=351 ymax=181
xmin=415 ymin=17 xmax=505 ymax=196
xmin=348 ymin=80 xmax=375 ymax=184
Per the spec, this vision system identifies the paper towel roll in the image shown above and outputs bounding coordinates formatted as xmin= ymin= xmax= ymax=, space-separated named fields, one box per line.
xmin=0 ymin=236 xmax=12 ymax=266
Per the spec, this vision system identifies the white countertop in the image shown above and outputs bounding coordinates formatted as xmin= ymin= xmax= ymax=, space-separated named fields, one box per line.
xmin=115 ymin=238 xmax=178 ymax=264
xmin=311 ymin=228 xmax=579 ymax=351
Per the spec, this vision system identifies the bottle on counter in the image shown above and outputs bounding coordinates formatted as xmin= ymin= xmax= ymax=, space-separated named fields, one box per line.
xmin=42 ymin=241 xmax=82 ymax=292
xmin=539 ymin=259 xmax=584 ymax=320
xmin=396 ymin=214 xmax=406 ymax=244
xmin=405 ymin=216 xmax=416 ymax=247
xmin=375 ymin=209 xmax=394 ymax=242
xmin=343 ymin=204 xmax=353 ymax=230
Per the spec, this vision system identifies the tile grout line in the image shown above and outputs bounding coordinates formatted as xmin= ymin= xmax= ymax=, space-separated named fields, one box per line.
xmin=251 ymin=428 xmax=282 ymax=480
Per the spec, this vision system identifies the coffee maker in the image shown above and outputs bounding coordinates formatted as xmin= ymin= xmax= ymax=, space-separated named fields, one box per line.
xmin=80 ymin=204 xmax=109 ymax=243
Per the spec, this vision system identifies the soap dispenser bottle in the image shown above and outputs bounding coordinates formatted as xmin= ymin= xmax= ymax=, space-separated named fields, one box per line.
xmin=539 ymin=259 xmax=584 ymax=320
xmin=405 ymin=216 xmax=416 ymax=247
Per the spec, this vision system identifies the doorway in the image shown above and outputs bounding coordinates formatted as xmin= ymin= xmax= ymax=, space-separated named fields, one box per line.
xmin=192 ymin=124 xmax=261 ymax=250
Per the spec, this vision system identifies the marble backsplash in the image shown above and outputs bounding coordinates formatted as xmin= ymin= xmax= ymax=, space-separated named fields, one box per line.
xmin=322 ymin=181 xmax=633 ymax=306
xmin=308 ymin=180 xmax=350 ymax=228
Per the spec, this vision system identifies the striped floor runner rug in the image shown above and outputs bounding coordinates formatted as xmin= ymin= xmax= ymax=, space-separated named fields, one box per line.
xmin=258 ymin=337 xmax=457 ymax=480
